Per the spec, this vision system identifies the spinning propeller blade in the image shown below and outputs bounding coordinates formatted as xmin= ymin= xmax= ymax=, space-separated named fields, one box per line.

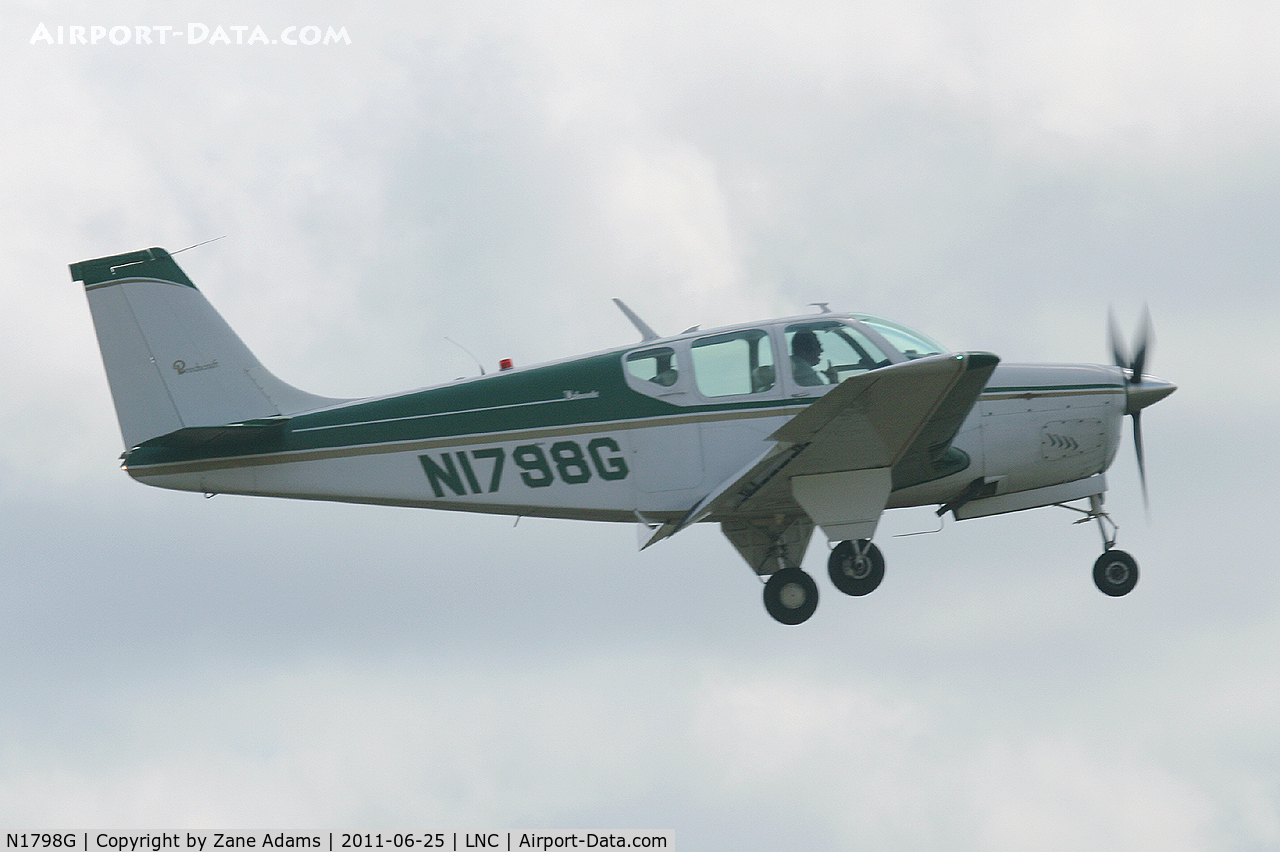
xmin=1108 ymin=306 xmax=1173 ymax=511
xmin=1109 ymin=308 xmax=1128 ymax=376
xmin=1132 ymin=409 xmax=1147 ymax=508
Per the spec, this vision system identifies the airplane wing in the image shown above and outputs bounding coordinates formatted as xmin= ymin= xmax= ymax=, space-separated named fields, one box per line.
xmin=886 ymin=351 xmax=1001 ymax=491
xmin=643 ymin=351 xmax=999 ymax=547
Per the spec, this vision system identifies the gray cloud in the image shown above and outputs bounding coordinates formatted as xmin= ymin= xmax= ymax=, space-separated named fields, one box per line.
xmin=4 ymin=0 xmax=1279 ymax=846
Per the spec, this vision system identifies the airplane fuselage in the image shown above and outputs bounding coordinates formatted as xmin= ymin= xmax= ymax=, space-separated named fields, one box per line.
xmin=123 ymin=324 xmax=1126 ymax=527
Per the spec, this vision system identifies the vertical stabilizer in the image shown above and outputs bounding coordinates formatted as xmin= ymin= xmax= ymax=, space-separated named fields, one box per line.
xmin=71 ymin=247 xmax=344 ymax=449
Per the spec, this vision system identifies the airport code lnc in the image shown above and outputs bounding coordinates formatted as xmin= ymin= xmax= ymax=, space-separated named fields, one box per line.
xmin=419 ymin=438 xmax=629 ymax=498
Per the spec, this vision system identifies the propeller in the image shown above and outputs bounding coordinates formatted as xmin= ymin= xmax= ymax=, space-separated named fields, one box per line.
xmin=1108 ymin=306 xmax=1176 ymax=509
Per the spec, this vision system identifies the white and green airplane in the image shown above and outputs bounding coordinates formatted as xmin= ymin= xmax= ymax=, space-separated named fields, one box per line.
xmin=72 ymin=247 xmax=1175 ymax=624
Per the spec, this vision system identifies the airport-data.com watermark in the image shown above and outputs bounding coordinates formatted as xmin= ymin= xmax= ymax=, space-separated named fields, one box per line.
xmin=30 ymin=23 xmax=351 ymax=46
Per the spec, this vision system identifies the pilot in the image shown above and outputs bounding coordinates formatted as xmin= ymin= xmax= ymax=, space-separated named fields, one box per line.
xmin=791 ymin=329 xmax=826 ymax=386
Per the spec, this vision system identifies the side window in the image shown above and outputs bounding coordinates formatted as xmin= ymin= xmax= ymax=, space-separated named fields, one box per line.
xmin=785 ymin=321 xmax=888 ymax=388
xmin=690 ymin=329 xmax=776 ymax=398
xmin=625 ymin=346 xmax=681 ymax=388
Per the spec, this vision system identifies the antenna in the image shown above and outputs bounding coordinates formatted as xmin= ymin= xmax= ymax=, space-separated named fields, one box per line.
xmin=172 ymin=235 xmax=227 ymax=255
xmin=445 ymin=337 xmax=485 ymax=376
xmin=612 ymin=298 xmax=660 ymax=341
xmin=809 ymin=302 xmax=832 ymax=314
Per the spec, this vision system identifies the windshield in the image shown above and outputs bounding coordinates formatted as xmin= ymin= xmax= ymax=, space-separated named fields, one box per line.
xmin=853 ymin=315 xmax=946 ymax=359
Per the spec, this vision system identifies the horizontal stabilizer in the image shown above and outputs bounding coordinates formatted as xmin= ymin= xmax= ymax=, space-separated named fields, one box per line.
xmin=136 ymin=417 xmax=291 ymax=452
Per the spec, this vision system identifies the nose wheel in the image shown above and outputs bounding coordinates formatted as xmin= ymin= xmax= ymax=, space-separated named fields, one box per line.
xmin=1093 ymin=549 xmax=1139 ymax=596
xmin=1068 ymin=495 xmax=1140 ymax=596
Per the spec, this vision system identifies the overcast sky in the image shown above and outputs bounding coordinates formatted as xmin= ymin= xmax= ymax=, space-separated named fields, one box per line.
xmin=3 ymin=0 xmax=1279 ymax=847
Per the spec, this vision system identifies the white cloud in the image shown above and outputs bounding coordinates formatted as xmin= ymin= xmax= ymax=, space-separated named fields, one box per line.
xmin=964 ymin=738 xmax=1214 ymax=851
xmin=3 ymin=647 xmax=1271 ymax=848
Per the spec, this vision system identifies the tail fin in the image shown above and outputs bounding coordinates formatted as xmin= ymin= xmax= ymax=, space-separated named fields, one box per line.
xmin=71 ymin=247 xmax=344 ymax=450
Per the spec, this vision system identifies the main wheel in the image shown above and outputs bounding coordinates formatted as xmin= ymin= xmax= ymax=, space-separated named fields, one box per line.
xmin=1093 ymin=549 xmax=1139 ymax=596
xmin=828 ymin=539 xmax=884 ymax=596
xmin=763 ymin=568 xmax=819 ymax=625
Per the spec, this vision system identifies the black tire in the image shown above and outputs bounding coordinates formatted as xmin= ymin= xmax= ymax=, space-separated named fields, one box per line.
xmin=763 ymin=568 xmax=819 ymax=625
xmin=828 ymin=539 xmax=885 ymax=596
xmin=1093 ymin=549 xmax=1139 ymax=596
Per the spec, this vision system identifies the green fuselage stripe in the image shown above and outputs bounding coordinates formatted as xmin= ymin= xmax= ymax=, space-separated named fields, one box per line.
xmin=125 ymin=351 xmax=1123 ymax=475
xmin=127 ymin=351 xmax=803 ymax=472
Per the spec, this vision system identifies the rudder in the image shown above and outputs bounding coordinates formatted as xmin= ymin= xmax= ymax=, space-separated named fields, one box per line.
xmin=71 ymin=247 xmax=343 ymax=450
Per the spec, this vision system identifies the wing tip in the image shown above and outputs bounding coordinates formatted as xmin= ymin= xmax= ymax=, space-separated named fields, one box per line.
xmin=964 ymin=351 xmax=1001 ymax=371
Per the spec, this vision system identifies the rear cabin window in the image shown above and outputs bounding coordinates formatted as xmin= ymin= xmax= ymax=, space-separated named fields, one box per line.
xmin=624 ymin=346 xmax=681 ymax=388
xmin=690 ymin=329 xmax=776 ymax=398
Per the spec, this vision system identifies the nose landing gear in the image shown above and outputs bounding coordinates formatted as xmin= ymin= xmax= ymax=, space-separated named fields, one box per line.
xmin=1093 ymin=549 xmax=1139 ymax=596
xmin=1068 ymin=495 xmax=1140 ymax=596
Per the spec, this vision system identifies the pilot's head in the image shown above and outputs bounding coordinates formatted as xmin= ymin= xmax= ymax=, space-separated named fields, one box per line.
xmin=792 ymin=330 xmax=821 ymax=365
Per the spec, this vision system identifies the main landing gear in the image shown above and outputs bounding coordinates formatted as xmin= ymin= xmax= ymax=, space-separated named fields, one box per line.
xmin=759 ymin=493 xmax=1145 ymax=624
xmin=761 ymin=538 xmax=885 ymax=625
xmin=828 ymin=539 xmax=885 ymax=597
xmin=763 ymin=568 xmax=819 ymax=625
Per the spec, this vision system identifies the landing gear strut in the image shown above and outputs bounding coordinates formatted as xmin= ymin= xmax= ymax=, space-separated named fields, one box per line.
xmin=720 ymin=517 xmax=822 ymax=625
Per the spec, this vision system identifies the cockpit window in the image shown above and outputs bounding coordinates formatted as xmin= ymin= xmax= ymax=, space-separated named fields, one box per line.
xmin=785 ymin=321 xmax=889 ymax=387
xmin=854 ymin=316 xmax=946 ymax=359
xmin=690 ymin=329 xmax=776 ymax=398
xmin=625 ymin=346 xmax=680 ymax=387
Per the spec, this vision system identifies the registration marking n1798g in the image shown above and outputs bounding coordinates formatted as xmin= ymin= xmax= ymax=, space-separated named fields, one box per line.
xmin=418 ymin=437 xmax=628 ymax=498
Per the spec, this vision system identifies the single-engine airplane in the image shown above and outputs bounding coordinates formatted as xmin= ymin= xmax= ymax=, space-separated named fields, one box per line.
xmin=72 ymin=247 xmax=1175 ymax=624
